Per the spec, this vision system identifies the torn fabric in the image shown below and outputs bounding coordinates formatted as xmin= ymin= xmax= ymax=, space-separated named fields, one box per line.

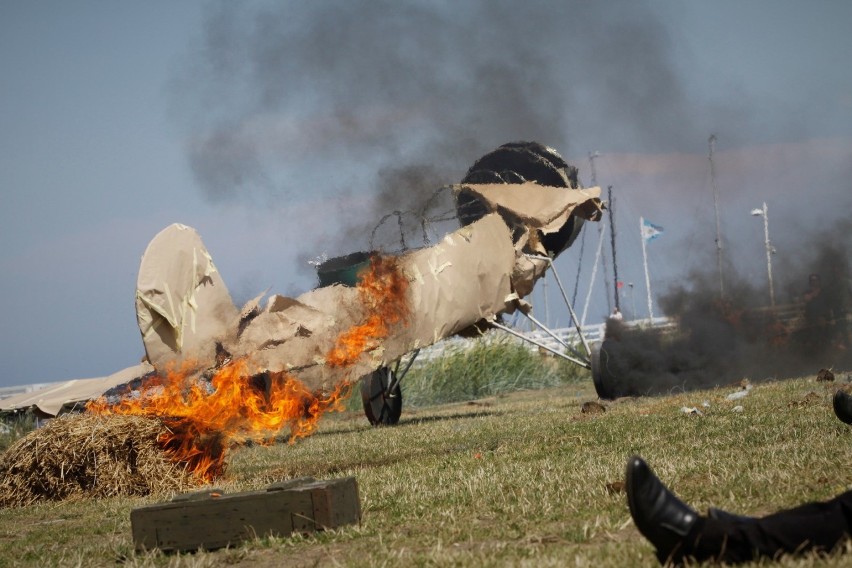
xmin=135 ymin=223 xmax=238 ymax=370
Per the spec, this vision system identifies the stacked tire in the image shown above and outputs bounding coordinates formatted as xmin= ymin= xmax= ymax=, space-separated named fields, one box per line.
xmin=457 ymin=141 xmax=585 ymax=257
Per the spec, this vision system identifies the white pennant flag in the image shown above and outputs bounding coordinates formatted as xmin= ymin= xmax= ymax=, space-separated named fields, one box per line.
xmin=641 ymin=218 xmax=664 ymax=242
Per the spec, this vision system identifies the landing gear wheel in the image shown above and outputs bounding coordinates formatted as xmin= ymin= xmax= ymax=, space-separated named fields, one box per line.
xmin=591 ymin=342 xmax=614 ymax=400
xmin=361 ymin=366 xmax=402 ymax=426
xmin=591 ymin=339 xmax=632 ymax=400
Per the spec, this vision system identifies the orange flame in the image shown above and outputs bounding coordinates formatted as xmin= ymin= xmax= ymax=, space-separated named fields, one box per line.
xmin=88 ymin=360 xmax=354 ymax=481
xmin=87 ymin=254 xmax=410 ymax=483
xmin=326 ymin=254 xmax=410 ymax=367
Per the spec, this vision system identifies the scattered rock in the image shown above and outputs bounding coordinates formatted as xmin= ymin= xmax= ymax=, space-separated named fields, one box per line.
xmin=816 ymin=368 xmax=835 ymax=382
xmin=726 ymin=384 xmax=752 ymax=401
xmin=581 ymin=401 xmax=607 ymax=414
xmin=787 ymin=391 xmax=821 ymax=408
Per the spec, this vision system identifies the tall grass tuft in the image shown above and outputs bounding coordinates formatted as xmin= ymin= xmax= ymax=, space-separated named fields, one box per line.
xmin=401 ymin=337 xmax=589 ymax=407
xmin=0 ymin=413 xmax=37 ymax=453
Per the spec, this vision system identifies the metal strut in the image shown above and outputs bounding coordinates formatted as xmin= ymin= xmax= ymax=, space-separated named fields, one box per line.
xmin=518 ymin=309 xmax=589 ymax=363
xmin=490 ymin=320 xmax=591 ymax=369
xmin=484 ymin=253 xmax=598 ymax=370
xmin=524 ymin=254 xmax=593 ymax=359
xmin=384 ymin=349 xmax=420 ymax=396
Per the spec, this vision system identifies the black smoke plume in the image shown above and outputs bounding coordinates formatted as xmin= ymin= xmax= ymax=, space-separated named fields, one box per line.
xmin=596 ymin=219 xmax=852 ymax=398
xmin=172 ymin=0 xmax=699 ymax=254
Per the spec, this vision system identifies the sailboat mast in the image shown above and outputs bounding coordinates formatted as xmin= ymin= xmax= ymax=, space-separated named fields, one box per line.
xmin=589 ymin=151 xmax=612 ymax=313
xmin=640 ymin=217 xmax=654 ymax=320
xmin=709 ymin=134 xmax=725 ymax=299
xmin=607 ymin=185 xmax=620 ymax=311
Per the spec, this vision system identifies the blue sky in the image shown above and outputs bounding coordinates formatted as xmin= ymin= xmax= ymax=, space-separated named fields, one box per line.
xmin=1 ymin=1 xmax=850 ymax=387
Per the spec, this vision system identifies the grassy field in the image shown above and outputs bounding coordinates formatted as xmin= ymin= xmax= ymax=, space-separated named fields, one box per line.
xmin=1 ymin=365 xmax=851 ymax=567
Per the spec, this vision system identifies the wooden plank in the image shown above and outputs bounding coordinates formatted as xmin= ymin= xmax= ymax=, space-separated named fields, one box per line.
xmin=131 ymin=476 xmax=360 ymax=552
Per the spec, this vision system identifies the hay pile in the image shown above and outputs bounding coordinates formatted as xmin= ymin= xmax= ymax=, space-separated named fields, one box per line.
xmin=0 ymin=413 xmax=195 ymax=508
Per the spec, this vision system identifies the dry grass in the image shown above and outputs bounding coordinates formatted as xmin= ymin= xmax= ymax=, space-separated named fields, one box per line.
xmin=0 ymin=414 xmax=194 ymax=508
xmin=0 ymin=371 xmax=851 ymax=566
xmin=400 ymin=337 xmax=589 ymax=407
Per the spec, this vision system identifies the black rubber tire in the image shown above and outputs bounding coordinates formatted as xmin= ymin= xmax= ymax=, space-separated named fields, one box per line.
xmin=361 ymin=366 xmax=402 ymax=426
xmin=458 ymin=141 xmax=585 ymax=256
xmin=591 ymin=340 xmax=626 ymax=400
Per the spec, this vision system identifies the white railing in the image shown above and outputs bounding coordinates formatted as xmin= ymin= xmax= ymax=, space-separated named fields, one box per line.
xmin=413 ymin=303 xmax=821 ymax=366
xmin=414 ymin=317 xmax=676 ymax=364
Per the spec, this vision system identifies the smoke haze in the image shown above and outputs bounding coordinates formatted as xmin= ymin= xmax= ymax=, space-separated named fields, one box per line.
xmin=173 ymin=1 xmax=852 ymax=262
xmin=175 ymin=2 xmax=695 ymax=215
xmin=597 ymin=217 xmax=851 ymax=397
xmin=5 ymin=2 xmax=852 ymax=390
xmin=172 ymin=1 xmax=852 ymax=385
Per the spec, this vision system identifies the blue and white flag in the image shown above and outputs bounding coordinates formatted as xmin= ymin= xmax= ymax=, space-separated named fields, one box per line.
xmin=641 ymin=218 xmax=664 ymax=242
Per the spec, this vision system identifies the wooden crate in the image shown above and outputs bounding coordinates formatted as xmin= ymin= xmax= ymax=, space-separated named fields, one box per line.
xmin=131 ymin=476 xmax=360 ymax=552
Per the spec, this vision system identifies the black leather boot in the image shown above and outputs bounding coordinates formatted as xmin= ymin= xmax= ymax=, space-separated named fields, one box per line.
xmin=708 ymin=507 xmax=755 ymax=524
xmin=626 ymin=456 xmax=700 ymax=563
xmin=833 ymin=390 xmax=852 ymax=425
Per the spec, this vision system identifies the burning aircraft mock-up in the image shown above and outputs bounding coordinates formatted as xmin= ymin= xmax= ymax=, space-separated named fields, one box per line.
xmin=84 ymin=142 xmax=603 ymax=480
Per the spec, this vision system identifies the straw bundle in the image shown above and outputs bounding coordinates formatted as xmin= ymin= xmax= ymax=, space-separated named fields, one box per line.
xmin=0 ymin=413 xmax=195 ymax=508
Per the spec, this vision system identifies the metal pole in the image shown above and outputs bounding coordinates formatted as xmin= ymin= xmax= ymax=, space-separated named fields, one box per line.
xmin=607 ymin=185 xmax=620 ymax=311
xmin=581 ymin=223 xmax=607 ymax=328
xmin=761 ymin=202 xmax=775 ymax=307
xmin=751 ymin=202 xmax=776 ymax=308
xmin=590 ymin=151 xmax=612 ymax=314
xmin=628 ymin=282 xmax=636 ymax=320
xmin=640 ymin=217 xmax=654 ymax=321
xmin=709 ymin=135 xmax=725 ymax=299
xmin=601 ymin=231 xmax=613 ymax=314
xmin=589 ymin=151 xmax=599 ymax=187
